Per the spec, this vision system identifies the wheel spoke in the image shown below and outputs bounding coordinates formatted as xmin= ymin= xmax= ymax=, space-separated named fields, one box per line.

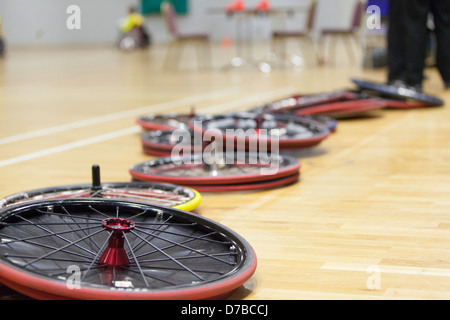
xmin=127 ymin=213 xmax=172 ymax=256
xmin=139 ymin=252 xmax=236 ymax=265
xmin=0 ymin=225 xmax=101 ymax=245
xmin=133 ymin=226 xmax=235 ymax=266
xmin=61 ymin=205 xmax=102 ymax=251
xmin=130 ymin=229 xmax=204 ymax=281
xmin=22 ymin=228 xmax=105 ymax=268
xmin=81 ymin=231 xmax=113 ymax=282
xmin=36 ymin=208 xmax=104 ymax=222
xmin=123 ymin=231 xmax=150 ymax=287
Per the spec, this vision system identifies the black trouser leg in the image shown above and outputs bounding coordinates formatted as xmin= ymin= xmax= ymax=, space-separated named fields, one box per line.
xmin=404 ymin=0 xmax=430 ymax=86
xmin=430 ymin=0 xmax=450 ymax=84
xmin=387 ymin=0 xmax=409 ymax=83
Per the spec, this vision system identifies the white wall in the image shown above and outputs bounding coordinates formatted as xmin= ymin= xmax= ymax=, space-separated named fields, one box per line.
xmin=0 ymin=0 xmax=360 ymax=45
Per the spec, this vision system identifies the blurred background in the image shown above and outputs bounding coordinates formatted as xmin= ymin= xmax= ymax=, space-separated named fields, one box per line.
xmin=0 ymin=0 xmax=365 ymax=45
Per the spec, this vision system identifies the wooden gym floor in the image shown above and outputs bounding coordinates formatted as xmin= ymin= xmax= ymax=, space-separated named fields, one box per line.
xmin=1 ymin=41 xmax=450 ymax=300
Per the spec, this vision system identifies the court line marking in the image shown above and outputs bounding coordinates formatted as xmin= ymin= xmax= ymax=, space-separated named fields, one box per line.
xmin=0 ymin=87 xmax=295 ymax=168
xmin=0 ymin=126 xmax=142 ymax=168
xmin=321 ymin=262 xmax=450 ymax=277
xmin=0 ymin=87 xmax=240 ymax=145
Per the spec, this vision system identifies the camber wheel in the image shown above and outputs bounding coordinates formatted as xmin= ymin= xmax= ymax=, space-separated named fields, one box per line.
xmin=295 ymin=98 xmax=386 ymax=118
xmin=351 ymin=78 xmax=444 ymax=107
xmin=136 ymin=108 xmax=197 ymax=131
xmin=187 ymin=172 xmax=300 ymax=193
xmin=0 ymin=165 xmax=201 ymax=212
xmin=190 ymin=112 xmax=330 ymax=150
xmin=249 ymin=90 xmax=359 ymax=114
xmin=141 ymin=129 xmax=202 ymax=157
xmin=129 ymin=152 xmax=301 ymax=186
xmin=0 ymin=198 xmax=257 ymax=300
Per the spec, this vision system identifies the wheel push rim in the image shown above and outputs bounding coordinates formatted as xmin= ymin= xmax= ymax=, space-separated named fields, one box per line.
xmin=189 ymin=112 xmax=330 ymax=150
xmin=187 ymin=172 xmax=300 ymax=193
xmin=351 ymin=78 xmax=444 ymax=106
xmin=0 ymin=198 xmax=256 ymax=300
xmin=136 ymin=109 xmax=196 ymax=131
xmin=141 ymin=129 xmax=202 ymax=156
xmin=295 ymin=98 xmax=386 ymax=117
xmin=249 ymin=90 xmax=359 ymax=114
xmin=129 ymin=152 xmax=301 ymax=185
xmin=0 ymin=165 xmax=201 ymax=212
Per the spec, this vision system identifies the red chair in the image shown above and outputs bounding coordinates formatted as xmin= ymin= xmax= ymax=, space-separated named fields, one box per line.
xmin=318 ymin=0 xmax=365 ymax=65
xmin=226 ymin=0 xmax=245 ymax=12
xmin=161 ymin=1 xmax=211 ymax=70
xmin=256 ymin=0 xmax=270 ymax=11
xmin=270 ymin=0 xmax=322 ymax=67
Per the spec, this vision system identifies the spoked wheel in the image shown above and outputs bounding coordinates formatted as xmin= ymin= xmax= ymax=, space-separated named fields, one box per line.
xmin=0 ymin=165 xmax=201 ymax=212
xmin=0 ymin=198 xmax=257 ymax=300
xmin=381 ymin=99 xmax=429 ymax=109
xmin=141 ymin=129 xmax=202 ymax=157
xmin=187 ymin=173 xmax=300 ymax=193
xmin=249 ymin=90 xmax=359 ymax=114
xmin=306 ymin=115 xmax=338 ymax=133
xmin=118 ymin=35 xmax=138 ymax=51
xmin=137 ymin=109 xmax=196 ymax=131
xmin=295 ymin=98 xmax=386 ymax=119
xmin=351 ymin=78 xmax=444 ymax=107
xmin=130 ymin=152 xmax=301 ymax=187
xmin=190 ymin=112 xmax=330 ymax=150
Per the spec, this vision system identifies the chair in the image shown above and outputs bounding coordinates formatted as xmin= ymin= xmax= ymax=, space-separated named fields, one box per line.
xmin=161 ymin=1 xmax=211 ymax=70
xmin=270 ymin=0 xmax=322 ymax=68
xmin=318 ymin=0 xmax=366 ymax=65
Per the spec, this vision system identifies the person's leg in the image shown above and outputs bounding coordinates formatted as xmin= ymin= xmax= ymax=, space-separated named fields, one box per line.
xmin=387 ymin=0 xmax=408 ymax=84
xmin=404 ymin=0 xmax=430 ymax=88
xmin=430 ymin=0 xmax=450 ymax=87
xmin=0 ymin=39 xmax=4 ymax=58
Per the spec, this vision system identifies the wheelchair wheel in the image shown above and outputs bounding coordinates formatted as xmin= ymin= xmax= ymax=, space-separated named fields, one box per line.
xmin=189 ymin=112 xmax=330 ymax=150
xmin=137 ymin=110 xmax=196 ymax=131
xmin=0 ymin=198 xmax=256 ymax=300
xmin=0 ymin=165 xmax=201 ymax=212
xmin=141 ymin=129 xmax=202 ymax=157
xmin=295 ymin=98 xmax=385 ymax=118
xmin=129 ymin=152 xmax=300 ymax=186
xmin=249 ymin=90 xmax=358 ymax=114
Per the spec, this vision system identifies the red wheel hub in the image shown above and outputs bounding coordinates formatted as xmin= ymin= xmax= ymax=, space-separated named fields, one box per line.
xmin=99 ymin=218 xmax=135 ymax=267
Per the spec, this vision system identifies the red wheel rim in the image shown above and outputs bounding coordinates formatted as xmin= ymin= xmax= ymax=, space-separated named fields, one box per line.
xmin=136 ymin=112 xmax=195 ymax=131
xmin=189 ymin=113 xmax=330 ymax=150
xmin=141 ymin=129 xmax=202 ymax=155
xmin=130 ymin=153 xmax=301 ymax=185
xmin=142 ymin=145 xmax=172 ymax=157
xmin=249 ymin=90 xmax=359 ymax=114
xmin=295 ymin=98 xmax=385 ymax=116
xmin=381 ymin=99 xmax=429 ymax=109
xmin=189 ymin=172 xmax=300 ymax=192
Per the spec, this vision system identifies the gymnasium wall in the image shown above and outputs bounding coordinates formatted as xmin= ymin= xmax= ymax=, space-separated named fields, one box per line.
xmin=0 ymin=0 xmax=359 ymax=45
